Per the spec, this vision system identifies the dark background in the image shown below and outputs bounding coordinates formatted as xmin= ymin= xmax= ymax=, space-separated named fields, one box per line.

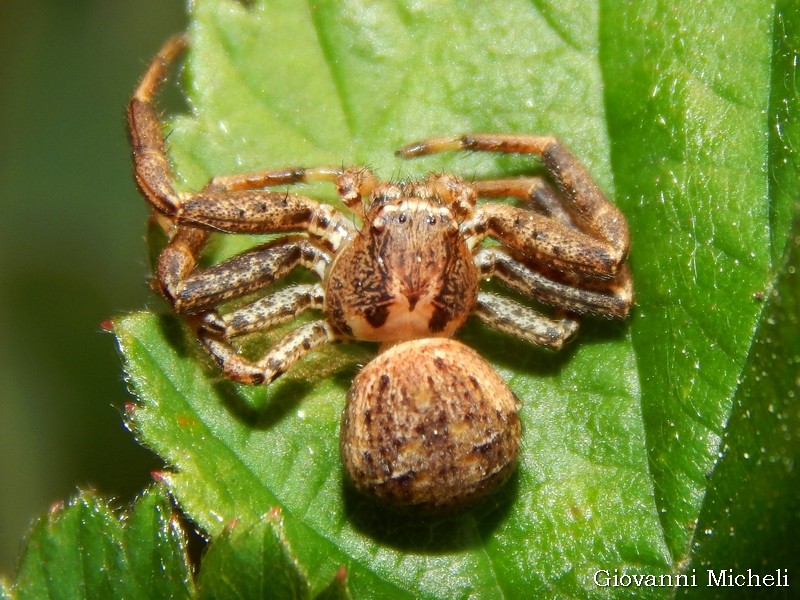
xmin=0 ymin=1 xmax=186 ymax=574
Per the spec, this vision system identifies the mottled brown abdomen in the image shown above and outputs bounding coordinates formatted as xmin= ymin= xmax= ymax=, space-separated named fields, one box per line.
xmin=341 ymin=338 xmax=520 ymax=509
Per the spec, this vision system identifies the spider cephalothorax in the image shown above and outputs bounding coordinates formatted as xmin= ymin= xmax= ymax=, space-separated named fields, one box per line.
xmin=325 ymin=178 xmax=479 ymax=343
xmin=128 ymin=35 xmax=632 ymax=389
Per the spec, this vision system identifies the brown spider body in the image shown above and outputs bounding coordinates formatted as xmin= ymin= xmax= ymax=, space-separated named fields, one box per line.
xmin=129 ymin=35 xmax=634 ymax=507
xmin=326 ymin=186 xmax=478 ymax=343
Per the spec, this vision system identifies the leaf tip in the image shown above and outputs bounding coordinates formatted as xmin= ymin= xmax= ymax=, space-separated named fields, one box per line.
xmin=223 ymin=517 xmax=239 ymax=534
xmin=335 ymin=564 xmax=348 ymax=583
xmin=47 ymin=499 xmax=65 ymax=518
xmin=267 ymin=505 xmax=283 ymax=523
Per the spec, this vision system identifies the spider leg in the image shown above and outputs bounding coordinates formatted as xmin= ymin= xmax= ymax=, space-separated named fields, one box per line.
xmin=157 ymin=227 xmax=336 ymax=386
xmin=471 ymin=178 xmax=575 ymax=229
xmin=460 ymin=204 xmax=620 ymax=279
xmin=398 ymin=134 xmax=629 ymax=279
xmin=155 ymin=224 xmax=210 ymax=305
xmin=209 ymin=165 xmax=379 ymax=218
xmin=158 ymin=234 xmax=331 ymax=313
xmin=474 ymin=247 xmax=632 ymax=319
xmin=209 ymin=166 xmax=343 ymax=192
xmin=128 ymin=36 xmax=356 ymax=247
xmin=127 ymin=34 xmax=187 ymax=214
xmin=199 ymin=320 xmax=340 ymax=385
xmin=194 ymin=283 xmax=330 ymax=385
xmin=211 ymin=283 xmax=325 ymax=338
xmin=473 ymin=292 xmax=578 ymax=351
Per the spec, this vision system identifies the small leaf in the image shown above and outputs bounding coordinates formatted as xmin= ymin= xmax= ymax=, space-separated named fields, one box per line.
xmin=314 ymin=566 xmax=351 ymax=600
xmin=197 ymin=510 xmax=310 ymax=599
xmin=11 ymin=485 xmax=193 ymax=600
xmin=123 ymin=483 xmax=197 ymax=598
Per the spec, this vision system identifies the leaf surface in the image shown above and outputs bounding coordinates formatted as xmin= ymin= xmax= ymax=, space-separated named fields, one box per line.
xmin=197 ymin=510 xmax=310 ymax=599
xmin=117 ymin=0 xmax=799 ymax=597
xmin=11 ymin=486 xmax=193 ymax=600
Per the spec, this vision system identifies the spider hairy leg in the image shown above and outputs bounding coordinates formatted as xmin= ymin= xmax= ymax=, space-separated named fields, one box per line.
xmin=199 ymin=320 xmax=338 ymax=385
xmin=128 ymin=34 xmax=188 ymax=214
xmin=128 ymin=37 xmax=356 ymax=248
xmin=396 ymin=133 xmax=554 ymax=160
xmin=398 ymin=134 xmax=629 ymax=278
xmin=471 ymin=178 xmax=575 ymax=229
xmin=469 ymin=204 xmax=622 ymax=279
xmin=474 ymin=292 xmax=579 ymax=350
xmin=159 ymin=236 xmax=331 ymax=313
xmin=209 ymin=166 xmax=344 ymax=192
xmin=209 ymin=166 xmax=380 ymax=220
xmin=132 ymin=34 xmax=187 ymax=104
xmin=156 ymin=225 xmax=211 ymax=302
xmin=474 ymin=247 xmax=632 ymax=319
xmin=216 ymin=283 xmax=325 ymax=338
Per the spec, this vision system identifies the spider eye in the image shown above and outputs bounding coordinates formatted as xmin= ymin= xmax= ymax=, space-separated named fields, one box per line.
xmin=426 ymin=214 xmax=437 ymax=225
xmin=398 ymin=212 xmax=408 ymax=224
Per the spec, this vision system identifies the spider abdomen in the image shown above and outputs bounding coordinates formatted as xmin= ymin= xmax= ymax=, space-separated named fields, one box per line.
xmin=341 ymin=337 xmax=521 ymax=509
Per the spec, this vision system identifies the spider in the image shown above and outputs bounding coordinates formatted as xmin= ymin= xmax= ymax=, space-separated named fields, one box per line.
xmin=128 ymin=35 xmax=633 ymax=389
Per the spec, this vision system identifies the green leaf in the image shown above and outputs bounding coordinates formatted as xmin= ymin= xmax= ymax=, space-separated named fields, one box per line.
xmin=314 ymin=566 xmax=352 ymax=600
xmin=11 ymin=485 xmax=194 ymax=600
xmin=117 ymin=0 xmax=799 ymax=597
xmin=681 ymin=207 xmax=800 ymax=596
xmin=197 ymin=509 xmax=310 ymax=599
xmin=122 ymin=484 xmax=196 ymax=597
xmin=601 ymin=0 xmax=800 ymax=561
xmin=195 ymin=507 xmax=352 ymax=599
xmin=6 ymin=485 xmax=351 ymax=600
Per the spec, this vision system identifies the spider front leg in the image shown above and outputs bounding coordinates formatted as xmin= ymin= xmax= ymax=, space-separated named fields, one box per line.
xmin=398 ymin=134 xmax=630 ymax=280
xmin=469 ymin=177 xmax=576 ymax=230
xmin=128 ymin=35 xmax=356 ymax=245
xmin=209 ymin=165 xmax=380 ymax=219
